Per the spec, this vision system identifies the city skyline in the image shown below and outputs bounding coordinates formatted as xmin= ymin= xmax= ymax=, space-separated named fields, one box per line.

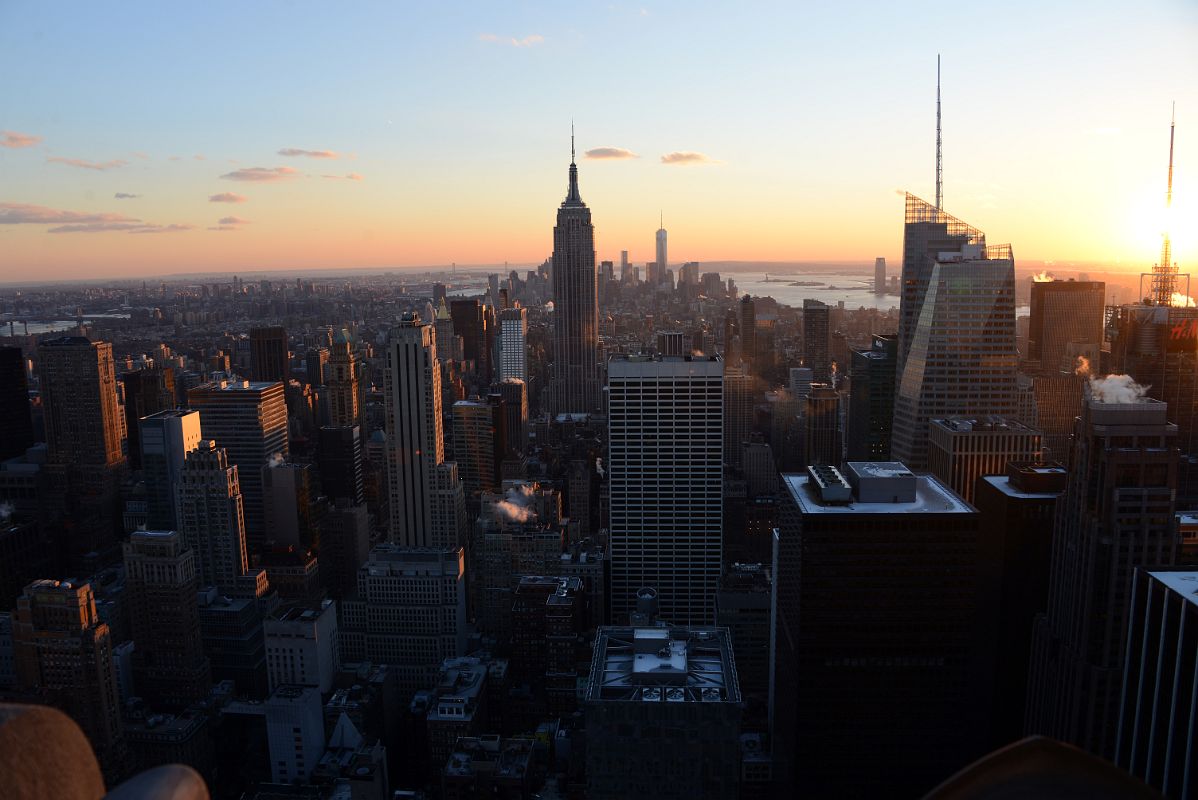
xmin=0 ymin=1 xmax=1195 ymax=281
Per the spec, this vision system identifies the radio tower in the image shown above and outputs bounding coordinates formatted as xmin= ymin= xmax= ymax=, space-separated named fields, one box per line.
xmin=1154 ymin=104 xmax=1178 ymax=306
xmin=935 ymin=54 xmax=943 ymax=212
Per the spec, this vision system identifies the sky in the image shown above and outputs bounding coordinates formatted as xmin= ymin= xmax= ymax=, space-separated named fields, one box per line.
xmin=1 ymin=1 xmax=1196 ymax=282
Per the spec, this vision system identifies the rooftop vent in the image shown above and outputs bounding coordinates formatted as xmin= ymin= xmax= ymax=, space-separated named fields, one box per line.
xmin=807 ymin=464 xmax=852 ymax=503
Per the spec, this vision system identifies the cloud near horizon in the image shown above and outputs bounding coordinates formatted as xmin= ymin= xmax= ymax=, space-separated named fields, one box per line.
xmin=48 ymin=222 xmax=195 ymax=234
xmin=0 ymin=203 xmax=139 ymax=225
xmin=585 ymin=147 xmax=638 ymax=160
xmin=321 ymin=172 xmax=364 ymax=181
xmin=1 ymin=131 xmax=41 ymax=149
xmin=279 ymin=148 xmax=339 ymax=159
xmin=660 ymin=151 xmax=718 ymax=165
xmin=209 ymin=192 xmax=247 ymax=203
xmin=218 ymin=216 xmax=249 ymax=225
xmin=114 ymin=193 xmax=140 ymax=200
xmin=478 ymin=32 xmax=544 ymax=47
xmin=47 ymin=156 xmax=128 ymax=171
xmin=219 ymin=166 xmax=299 ymax=182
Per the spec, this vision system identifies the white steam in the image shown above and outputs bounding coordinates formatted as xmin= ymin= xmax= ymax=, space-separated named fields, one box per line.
xmin=494 ymin=484 xmax=537 ymax=524
xmin=594 ymin=458 xmax=605 ymax=478
xmin=0 ymin=502 xmax=13 ymax=523
xmin=1032 ymin=271 xmax=1054 ymax=282
xmin=268 ymin=452 xmax=285 ymax=468
xmin=1075 ymin=355 xmax=1091 ymax=377
xmin=1089 ymin=374 xmax=1150 ymax=404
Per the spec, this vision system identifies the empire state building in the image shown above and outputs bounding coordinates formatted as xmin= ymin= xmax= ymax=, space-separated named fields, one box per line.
xmin=550 ymin=137 xmax=600 ymax=413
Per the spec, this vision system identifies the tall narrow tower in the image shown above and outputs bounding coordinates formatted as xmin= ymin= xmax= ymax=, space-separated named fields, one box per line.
xmin=655 ymin=212 xmax=668 ymax=285
xmin=936 ymin=54 xmax=943 ymax=212
xmin=549 ymin=129 xmax=600 ymax=414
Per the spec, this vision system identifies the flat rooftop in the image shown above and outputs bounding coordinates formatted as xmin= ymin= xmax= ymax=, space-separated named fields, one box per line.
xmin=979 ymin=475 xmax=1063 ymax=500
xmin=586 ymin=626 xmax=740 ymax=704
xmin=783 ymin=472 xmax=972 ymax=515
xmin=1148 ymin=571 xmax=1198 ymax=609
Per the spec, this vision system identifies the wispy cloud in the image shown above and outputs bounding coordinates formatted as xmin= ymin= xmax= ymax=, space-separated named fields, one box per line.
xmin=0 ymin=203 xmax=139 ymax=225
xmin=208 ymin=226 xmax=238 ymax=231
xmin=49 ymin=222 xmax=195 ymax=234
xmin=1 ymin=131 xmax=41 ymax=149
xmin=114 ymin=193 xmax=141 ymax=200
xmin=585 ymin=146 xmax=638 ymax=160
xmin=209 ymin=192 xmax=248 ymax=203
xmin=219 ymin=166 xmax=298 ymax=182
xmin=321 ymin=172 xmax=364 ymax=181
xmin=279 ymin=148 xmax=340 ymax=159
xmin=478 ymin=32 xmax=544 ymax=47
xmin=47 ymin=156 xmax=128 ymax=171
xmin=218 ymin=216 xmax=250 ymax=225
xmin=131 ymin=151 xmax=150 ymax=160
xmin=661 ymin=151 xmax=718 ymax=165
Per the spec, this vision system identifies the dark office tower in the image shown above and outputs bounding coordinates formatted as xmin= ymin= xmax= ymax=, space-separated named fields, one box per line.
xmin=891 ymin=243 xmax=1018 ymax=470
xmin=140 ymin=410 xmax=202 ymax=530
xmin=499 ymin=378 xmax=529 ymax=452
xmin=305 ymin=346 xmax=329 ymax=386
xmin=896 ymin=194 xmax=988 ymax=381
xmin=0 ymin=347 xmax=33 ymax=460
xmin=716 ymin=563 xmax=773 ymax=727
xmin=1032 ymin=372 xmax=1087 ymax=462
xmin=1027 ymin=280 xmax=1105 ymax=373
xmin=249 ymin=326 xmax=289 ymax=382
xmin=973 ymin=462 xmax=1066 ymax=749
xmin=874 ymin=257 xmax=887 ymax=294
xmin=122 ymin=530 xmax=211 ymax=711
xmin=1108 ymin=304 xmax=1198 ymax=504
xmin=177 ymin=440 xmax=249 ymax=593
xmin=927 ymin=417 xmax=1042 ymax=506
xmin=318 ymin=425 xmax=364 ymax=505
xmin=1117 ymin=568 xmax=1198 ymax=797
xmin=263 ymin=461 xmax=319 ymax=550
xmin=739 ymin=294 xmax=757 ymax=365
xmin=510 ymin=575 xmax=587 ymax=725
xmin=775 ymin=463 xmax=983 ymax=796
xmin=120 ymin=368 xmax=177 ymax=469
xmin=724 ymin=364 xmax=754 ymax=469
xmin=450 ymin=298 xmax=484 ymax=368
xmin=188 ymin=379 xmax=289 ymax=551
xmin=805 ymin=384 xmax=841 ymax=466
xmin=13 ymin=579 xmax=125 ymax=782
xmin=585 ymin=626 xmax=743 ymax=800
xmin=433 ymin=282 xmax=447 ymax=306
xmin=608 ymin=354 xmax=723 ymax=626
xmin=452 ymin=396 xmax=506 ymax=505
xmin=847 ymin=335 xmax=897 ymax=461
xmin=384 ymin=312 xmax=465 ymax=549
xmin=1027 ymin=389 xmax=1179 ymax=759
xmin=319 ymin=501 xmax=369 ymax=600
xmin=37 ymin=337 xmax=126 ymax=567
xmin=549 ymin=138 xmax=600 ymax=414
xmin=802 ymin=299 xmax=830 ymax=381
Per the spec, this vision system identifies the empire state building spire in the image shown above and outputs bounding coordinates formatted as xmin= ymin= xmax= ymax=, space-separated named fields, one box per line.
xmin=565 ymin=122 xmax=583 ymax=206
xmin=549 ymin=128 xmax=600 ymax=413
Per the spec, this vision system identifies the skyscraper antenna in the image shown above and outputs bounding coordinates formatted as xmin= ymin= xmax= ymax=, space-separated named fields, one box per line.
xmin=660 ymin=209 xmax=663 ymax=229
xmin=1153 ymin=103 xmax=1178 ymax=305
xmin=571 ymin=120 xmax=575 ymax=164
xmin=935 ymin=54 xmax=943 ymax=212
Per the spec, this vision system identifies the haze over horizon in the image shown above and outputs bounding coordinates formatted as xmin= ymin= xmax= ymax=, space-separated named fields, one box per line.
xmin=1 ymin=0 xmax=1195 ymax=281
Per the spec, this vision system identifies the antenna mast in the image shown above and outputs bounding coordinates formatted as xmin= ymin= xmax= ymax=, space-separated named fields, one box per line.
xmin=935 ymin=54 xmax=943 ymax=212
xmin=1153 ymin=104 xmax=1179 ymax=305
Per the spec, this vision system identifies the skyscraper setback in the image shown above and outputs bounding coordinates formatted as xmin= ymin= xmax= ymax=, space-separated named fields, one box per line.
xmin=549 ymin=136 xmax=600 ymax=414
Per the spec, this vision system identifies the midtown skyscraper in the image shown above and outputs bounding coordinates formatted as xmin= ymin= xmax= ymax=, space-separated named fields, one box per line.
xmin=383 ymin=311 xmax=465 ymax=548
xmin=325 ymin=330 xmax=360 ymax=427
xmin=608 ymin=354 xmax=723 ymax=626
xmin=549 ymin=137 xmax=600 ymax=414
xmin=176 ymin=440 xmax=249 ymax=593
xmin=1027 ymin=389 xmax=1180 ymax=759
xmin=891 ymin=237 xmax=1018 ymax=470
